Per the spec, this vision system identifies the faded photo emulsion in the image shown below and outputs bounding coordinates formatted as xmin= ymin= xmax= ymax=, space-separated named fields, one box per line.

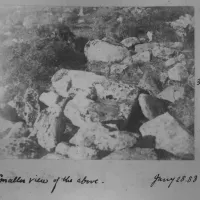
xmin=0 ymin=6 xmax=194 ymax=160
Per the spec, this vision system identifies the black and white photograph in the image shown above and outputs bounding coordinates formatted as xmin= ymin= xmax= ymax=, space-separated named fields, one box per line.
xmin=0 ymin=5 xmax=194 ymax=160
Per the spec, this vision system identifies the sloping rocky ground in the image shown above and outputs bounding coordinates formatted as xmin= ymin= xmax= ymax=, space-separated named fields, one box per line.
xmin=0 ymin=7 xmax=194 ymax=160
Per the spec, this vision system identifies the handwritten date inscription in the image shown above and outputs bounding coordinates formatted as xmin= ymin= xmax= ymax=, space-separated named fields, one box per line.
xmin=150 ymin=173 xmax=198 ymax=188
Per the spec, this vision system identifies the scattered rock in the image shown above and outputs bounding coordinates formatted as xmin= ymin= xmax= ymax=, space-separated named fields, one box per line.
xmin=159 ymin=72 xmax=168 ymax=85
xmin=130 ymin=7 xmax=149 ymax=20
xmin=177 ymin=53 xmax=185 ymax=62
xmin=110 ymin=64 xmax=129 ymax=75
xmin=11 ymin=95 xmax=25 ymax=120
xmin=169 ymin=42 xmax=184 ymax=50
xmin=121 ymin=37 xmax=140 ymax=48
xmin=168 ymin=63 xmax=189 ymax=81
xmin=132 ymin=51 xmax=151 ymax=63
xmin=0 ymin=116 xmax=14 ymax=138
xmin=86 ymin=61 xmax=110 ymax=76
xmin=69 ymin=124 xmax=139 ymax=151
xmin=102 ymin=147 xmax=158 ymax=160
xmin=157 ymin=85 xmax=185 ymax=103
xmin=84 ymin=39 xmax=130 ymax=63
xmin=169 ymin=14 xmax=194 ymax=40
xmin=64 ymin=93 xmax=95 ymax=128
xmin=139 ymin=112 xmax=194 ymax=157
xmin=119 ymin=101 xmax=133 ymax=120
xmin=165 ymin=58 xmax=176 ymax=67
xmin=168 ymin=97 xmax=194 ymax=130
xmin=23 ymin=88 xmax=40 ymax=127
xmin=138 ymin=71 xmax=162 ymax=95
xmin=138 ymin=94 xmax=168 ymax=120
xmin=31 ymin=105 xmax=67 ymax=151
xmin=56 ymin=142 xmax=97 ymax=159
xmin=135 ymin=43 xmax=157 ymax=53
xmin=4 ymin=122 xmax=29 ymax=139
xmin=0 ymin=138 xmax=46 ymax=159
xmin=121 ymin=56 xmax=133 ymax=66
xmin=121 ymin=56 xmax=133 ymax=65
xmin=95 ymin=80 xmax=137 ymax=101
xmin=152 ymin=46 xmax=175 ymax=60
xmin=188 ymin=74 xmax=195 ymax=89
xmin=39 ymin=91 xmax=60 ymax=107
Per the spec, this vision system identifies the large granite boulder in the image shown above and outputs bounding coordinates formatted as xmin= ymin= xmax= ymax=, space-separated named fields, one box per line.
xmin=139 ymin=112 xmax=194 ymax=158
xmin=69 ymin=124 xmax=140 ymax=151
xmin=84 ymin=39 xmax=130 ymax=63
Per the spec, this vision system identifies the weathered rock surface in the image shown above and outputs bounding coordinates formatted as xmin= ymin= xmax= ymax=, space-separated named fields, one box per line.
xmin=84 ymin=39 xmax=130 ymax=63
xmin=69 ymin=125 xmax=140 ymax=151
xmin=159 ymin=72 xmax=169 ymax=84
xmin=157 ymin=86 xmax=185 ymax=103
xmin=168 ymin=42 xmax=184 ymax=50
xmin=95 ymin=80 xmax=137 ymax=101
xmin=23 ymin=88 xmax=40 ymax=127
xmin=110 ymin=64 xmax=129 ymax=75
xmin=132 ymin=51 xmax=151 ymax=63
xmin=39 ymin=91 xmax=60 ymax=107
xmin=177 ymin=54 xmax=185 ymax=62
xmin=138 ymin=71 xmax=162 ymax=95
xmin=0 ymin=116 xmax=14 ymax=138
xmin=0 ymin=138 xmax=46 ymax=159
xmin=168 ymin=14 xmax=194 ymax=40
xmin=138 ymin=94 xmax=168 ymax=120
xmin=168 ymin=63 xmax=189 ymax=81
xmin=168 ymin=97 xmax=194 ymax=130
xmin=31 ymin=105 xmax=66 ymax=151
xmin=102 ymin=147 xmax=158 ymax=160
xmin=152 ymin=46 xmax=175 ymax=60
xmin=52 ymin=69 xmax=137 ymax=102
xmin=135 ymin=43 xmax=157 ymax=53
xmin=121 ymin=56 xmax=133 ymax=65
xmin=188 ymin=74 xmax=195 ymax=89
xmin=64 ymin=93 xmax=124 ymax=128
xmin=139 ymin=112 xmax=194 ymax=157
xmin=4 ymin=122 xmax=29 ymax=139
xmin=64 ymin=93 xmax=95 ymax=128
xmin=56 ymin=142 xmax=97 ymax=159
xmin=51 ymin=69 xmax=106 ymax=98
xmin=121 ymin=37 xmax=140 ymax=48
xmin=165 ymin=58 xmax=177 ymax=67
